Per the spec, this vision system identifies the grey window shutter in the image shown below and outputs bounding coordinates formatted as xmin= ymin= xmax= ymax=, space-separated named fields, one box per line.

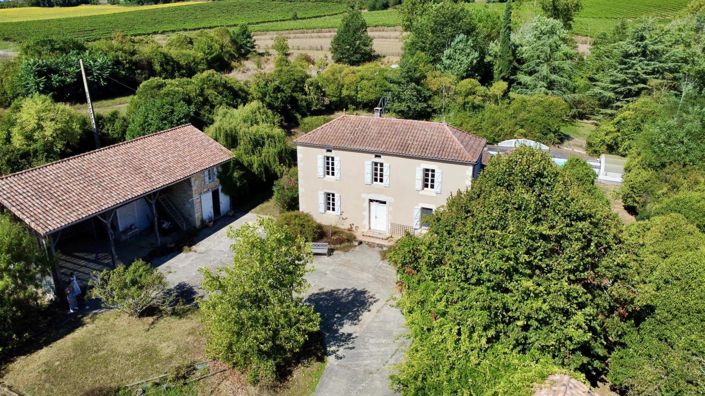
xmin=383 ymin=163 xmax=390 ymax=187
xmin=318 ymin=191 xmax=325 ymax=213
xmin=364 ymin=160 xmax=372 ymax=184
xmin=435 ymin=169 xmax=443 ymax=194
xmin=334 ymin=193 xmax=341 ymax=215
xmin=413 ymin=206 xmax=421 ymax=229
xmin=317 ymin=155 xmax=324 ymax=178
xmin=335 ymin=157 xmax=341 ymax=180
xmin=415 ymin=167 xmax=423 ymax=191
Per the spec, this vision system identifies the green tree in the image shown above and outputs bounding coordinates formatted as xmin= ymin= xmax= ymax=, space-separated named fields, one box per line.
xmin=90 ymin=259 xmax=172 ymax=317
xmin=388 ymin=148 xmax=627 ymax=393
xmin=200 ymin=218 xmax=319 ymax=383
xmin=206 ymin=103 xmax=291 ymax=199
xmin=331 ymin=8 xmax=376 ymax=66
xmin=539 ymin=0 xmax=583 ymax=29
xmin=513 ymin=16 xmax=577 ymax=97
xmin=251 ymin=61 xmax=310 ymax=122
xmin=494 ymin=0 xmax=514 ymax=82
xmin=438 ymin=34 xmax=481 ymax=79
xmin=608 ymin=214 xmax=705 ymax=395
xmin=0 ymin=214 xmax=47 ymax=355
xmin=232 ymin=24 xmax=256 ymax=59
xmin=2 ymin=94 xmax=83 ymax=167
xmin=125 ymin=71 xmax=248 ymax=139
xmin=273 ymin=167 xmax=299 ymax=211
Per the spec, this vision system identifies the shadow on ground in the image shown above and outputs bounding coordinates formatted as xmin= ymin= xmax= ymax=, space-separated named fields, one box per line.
xmin=305 ymin=288 xmax=378 ymax=359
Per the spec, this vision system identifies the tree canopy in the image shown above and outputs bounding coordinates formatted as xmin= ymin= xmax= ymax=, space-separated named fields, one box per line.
xmin=330 ymin=8 xmax=376 ymax=66
xmin=388 ymin=148 xmax=629 ymax=394
xmin=200 ymin=218 xmax=319 ymax=383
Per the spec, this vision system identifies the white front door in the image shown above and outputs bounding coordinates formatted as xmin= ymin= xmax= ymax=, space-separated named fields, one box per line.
xmin=201 ymin=191 xmax=214 ymax=223
xmin=219 ymin=186 xmax=231 ymax=216
xmin=369 ymin=200 xmax=388 ymax=232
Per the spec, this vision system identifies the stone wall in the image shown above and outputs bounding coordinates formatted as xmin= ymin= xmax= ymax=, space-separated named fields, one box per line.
xmin=165 ymin=178 xmax=197 ymax=228
xmin=191 ymin=167 xmax=222 ymax=228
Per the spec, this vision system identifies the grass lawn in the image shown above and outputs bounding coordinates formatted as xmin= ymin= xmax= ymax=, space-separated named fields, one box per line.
xmin=0 ymin=0 xmax=347 ymax=43
xmin=69 ymin=95 xmax=133 ymax=115
xmin=562 ymin=120 xmax=596 ymax=141
xmin=0 ymin=2 xmax=198 ymax=23
xmin=2 ymin=310 xmax=205 ymax=395
xmin=1 ymin=309 xmax=326 ymax=396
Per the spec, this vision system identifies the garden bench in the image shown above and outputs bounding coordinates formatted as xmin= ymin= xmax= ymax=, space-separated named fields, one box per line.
xmin=310 ymin=242 xmax=331 ymax=256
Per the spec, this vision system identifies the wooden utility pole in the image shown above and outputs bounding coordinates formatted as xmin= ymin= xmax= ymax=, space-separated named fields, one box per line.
xmin=79 ymin=59 xmax=100 ymax=149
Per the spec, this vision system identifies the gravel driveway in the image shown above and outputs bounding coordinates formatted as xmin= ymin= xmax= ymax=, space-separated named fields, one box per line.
xmin=156 ymin=214 xmax=408 ymax=396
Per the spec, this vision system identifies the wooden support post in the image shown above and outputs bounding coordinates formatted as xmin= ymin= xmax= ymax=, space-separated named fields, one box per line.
xmin=42 ymin=234 xmax=65 ymax=306
xmin=146 ymin=193 xmax=161 ymax=247
xmin=97 ymin=210 xmax=118 ymax=268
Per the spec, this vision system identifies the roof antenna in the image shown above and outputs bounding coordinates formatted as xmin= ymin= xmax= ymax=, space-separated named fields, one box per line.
xmin=80 ymin=59 xmax=100 ymax=149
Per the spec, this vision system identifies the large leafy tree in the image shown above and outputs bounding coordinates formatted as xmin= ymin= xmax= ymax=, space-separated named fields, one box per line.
xmin=608 ymin=214 xmax=705 ymax=395
xmin=388 ymin=148 xmax=629 ymax=394
xmin=539 ymin=0 xmax=583 ymax=29
xmin=513 ymin=16 xmax=577 ymax=97
xmin=331 ymin=8 xmax=376 ymax=66
xmin=251 ymin=59 xmax=310 ymax=122
xmin=125 ymin=70 xmax=248 ymax=139
xmin=0 ymin=214 xmax=47 ymax=356
xmin=438 ymin=34 xmax=481 ymax=79
xmin=206 ymin=102 xmax=291 ymax=199
xmin=1 ymin=94 xmax=83 ymax=168
xmin=200 ymin=218 xmax=319 ymax=384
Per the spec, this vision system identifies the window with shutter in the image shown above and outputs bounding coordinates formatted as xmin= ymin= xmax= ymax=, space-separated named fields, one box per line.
xmin=364 ymin=160 xmax=372 ymax=184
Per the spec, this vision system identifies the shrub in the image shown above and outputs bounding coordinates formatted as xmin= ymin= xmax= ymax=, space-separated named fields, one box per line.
xmin=647 ymin=191 xmax=705 ymax=232
xmin=297 ymin=115 xmax=332 ymax=133
xmin=0 ymin=214 xmax=47 ymax=355
xmin=200 ymin=218 xmax=320 ymax=383
xmin=273 ymin=167 xmax=299 ymax=211
xmin=89 ymin=259 xmax=172 ymax=317
xmin=276 ymin=211 xmax=322 ymax=242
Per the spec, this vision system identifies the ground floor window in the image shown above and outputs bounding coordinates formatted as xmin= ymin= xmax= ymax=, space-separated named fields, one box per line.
xmin=325 ymin=192 xmax=337 ymax=213
xmin=420 ymin=207 xmax=434 ymax=228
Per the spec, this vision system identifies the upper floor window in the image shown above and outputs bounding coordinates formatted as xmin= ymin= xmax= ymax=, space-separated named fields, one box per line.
xmin=325 ymin=155 xmax=336 ymax=177
xmin=204 ymin=167 xmax=217 ymax=184
xmin=423 ymin=168 xmax=436 ymax=190
xmin=372 ymin=161 xmax=385 ymax=184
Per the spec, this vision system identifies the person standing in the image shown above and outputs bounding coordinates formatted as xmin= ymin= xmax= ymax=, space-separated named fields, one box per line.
xmin=70 ymin=273 xmax=83 ymax=308
xmin=66 ymin=283 xmax=78 ymax=314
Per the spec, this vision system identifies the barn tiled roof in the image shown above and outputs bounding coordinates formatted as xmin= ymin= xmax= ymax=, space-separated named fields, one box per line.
xmin=0 ymin=124 xmax=232 ymax=236
xmin=295 ymin=115 xmax=486 ymax=164
xmin=534 ymin=374 xmax=595 ymax=396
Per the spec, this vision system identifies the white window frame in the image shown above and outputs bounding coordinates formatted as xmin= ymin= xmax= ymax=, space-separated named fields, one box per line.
xmin=324 ymin=155 xmax=336 ymax=178
xmin=372 ymin=161 xmax=385 ymax=184
xmin=422 ymin=168 xmax=436 ymax=191
xmin=414 ymin=204 xmax=436 ymax=230
xmin=319 ymin=191 xmax=341 ymax=215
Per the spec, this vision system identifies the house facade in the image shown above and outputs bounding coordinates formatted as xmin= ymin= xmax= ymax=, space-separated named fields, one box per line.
xmin=295 ymin=115 xmax=486 ymax=238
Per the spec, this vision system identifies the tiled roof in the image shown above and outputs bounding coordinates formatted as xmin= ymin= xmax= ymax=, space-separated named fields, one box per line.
xmin=0 ymin=125 xmax=232 ymax=236
xmin=295 ymin=115 xmax=486 ymax=164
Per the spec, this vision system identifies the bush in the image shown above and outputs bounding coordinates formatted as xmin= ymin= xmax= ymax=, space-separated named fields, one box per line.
xmin=200 ymin=218 xmax=320 ymax=383
xmin=0 ymin=214 xmax=47 ymax=356
xmin=647 ymin=191 xmax=705 ymax=232
xmin=297 ymin=115 xmax=332 ymax=133
xmin=89 ymin=259 xmax=172 ymax=317
xmin=276 ymin=211 xmax=322 ymax=242
xmin=273 ymin=167 xmax=299 ymax=211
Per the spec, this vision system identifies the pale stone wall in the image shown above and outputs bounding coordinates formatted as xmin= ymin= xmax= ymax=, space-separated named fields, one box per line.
xmin=297 ymin=145 xmax=477 ymax=236
xmin=191 ymin=168 xmax=222 ymax=228
xmin=165 ymin=179 xmax=197 ymax=228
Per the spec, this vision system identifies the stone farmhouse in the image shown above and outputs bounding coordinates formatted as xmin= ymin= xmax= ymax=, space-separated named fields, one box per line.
xmin=295 ymin=115 xmax=486 ymax=240
xmin=0 ymin=124 xmax=232 ymax=291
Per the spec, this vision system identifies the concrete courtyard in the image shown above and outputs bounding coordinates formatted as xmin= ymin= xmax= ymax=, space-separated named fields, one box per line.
xmin=155 ymin=213 xmax=408 ymax=396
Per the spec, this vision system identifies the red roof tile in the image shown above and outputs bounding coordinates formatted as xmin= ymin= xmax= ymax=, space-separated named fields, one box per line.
xmin=0 ymin=125 xmax=232 ymax=236
xmin=295 ymin=115 xmax=486 ymax=164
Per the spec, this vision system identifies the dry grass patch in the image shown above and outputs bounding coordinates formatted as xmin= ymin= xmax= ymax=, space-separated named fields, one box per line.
xmin=2 ymin=310 xmax=205 ymax=396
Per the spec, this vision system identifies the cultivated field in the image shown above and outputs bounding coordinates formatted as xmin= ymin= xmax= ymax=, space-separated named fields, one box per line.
xmin=255 ymin=27 xmax=403 ymax=60
xmin=0 ymin=0 xmax=347 ymax=43
xmin=0 ymin=2 xmax=197 ymax=23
